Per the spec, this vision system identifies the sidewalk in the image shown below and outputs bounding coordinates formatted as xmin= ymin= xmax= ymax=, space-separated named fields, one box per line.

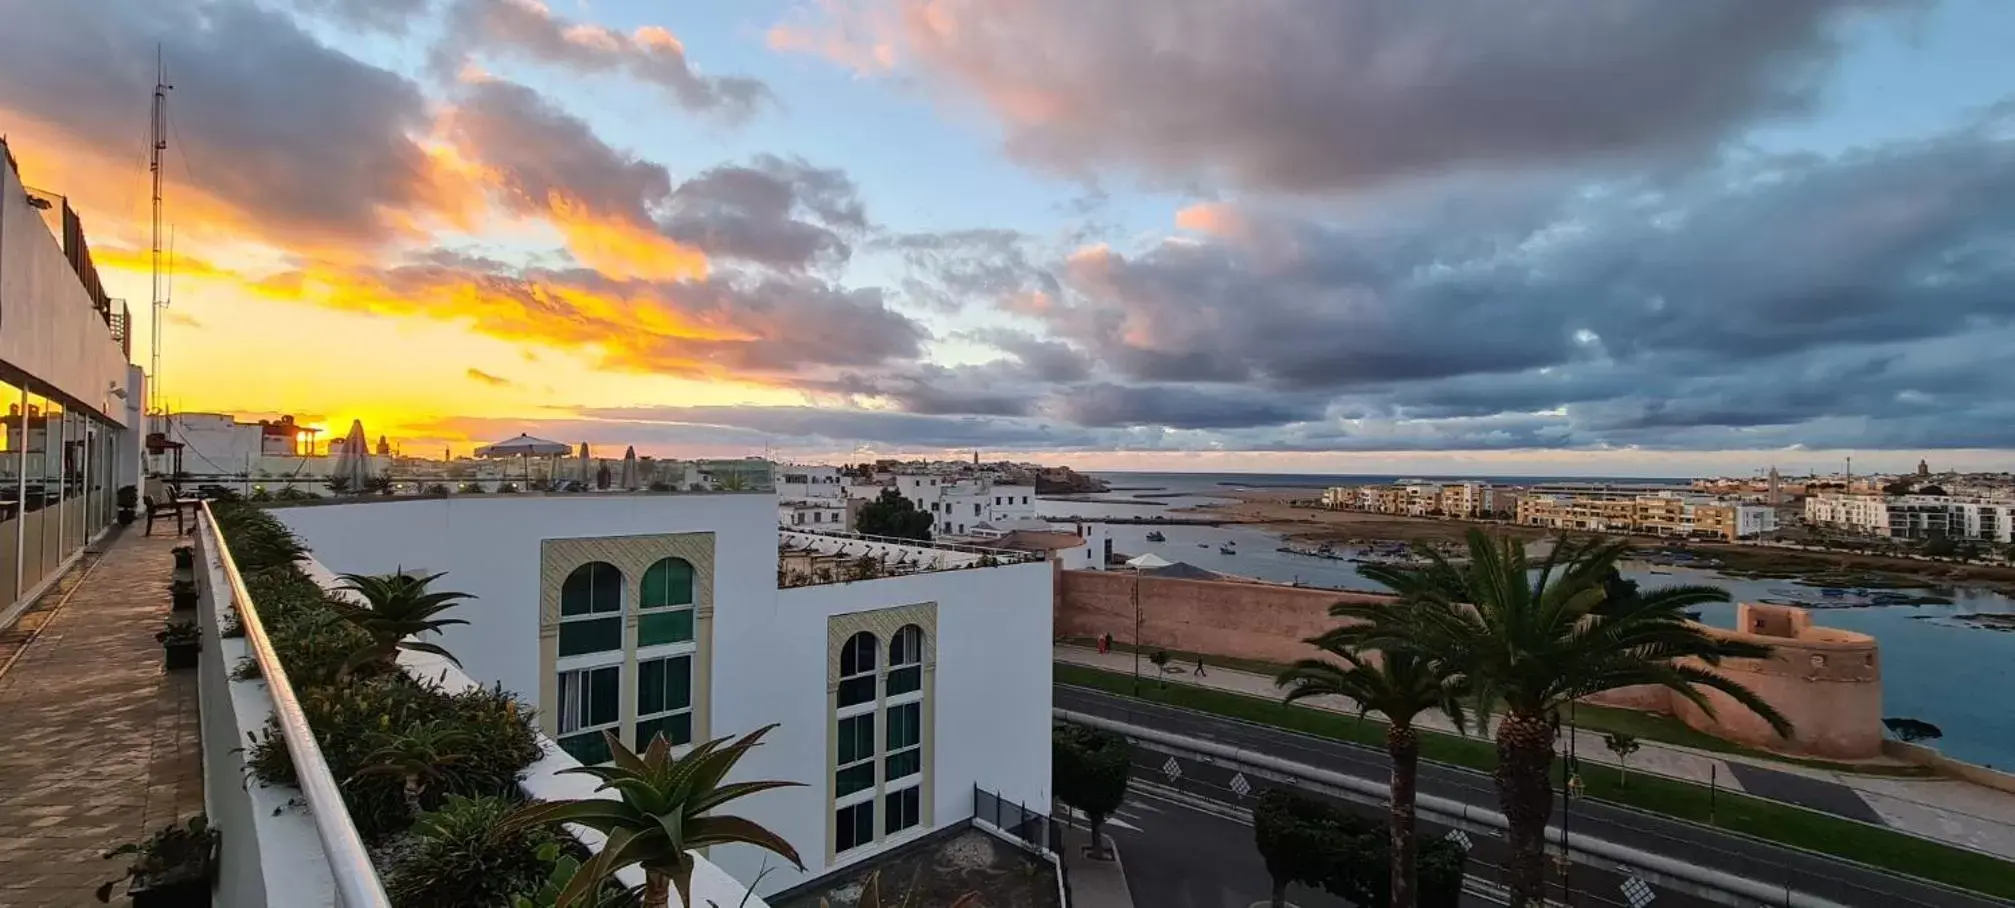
xmin=1056 ymin=644 xmax=2015 ymax=860
xmin=1057 ymin=824 xmax=1134 ymax=908
xmin=0 ymin=532 xmax=203 ymax=905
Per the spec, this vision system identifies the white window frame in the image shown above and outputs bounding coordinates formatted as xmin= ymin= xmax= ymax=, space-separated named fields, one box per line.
xmin=635 ymin=651 xmax=697 ymax=750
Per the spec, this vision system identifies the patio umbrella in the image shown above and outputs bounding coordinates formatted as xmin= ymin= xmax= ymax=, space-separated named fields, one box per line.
xmin=1124 ymin=552 xmax=1174 ymax=569
xmin=474 ymin=433 xmax=570 ymax=484
xmin=576 ymin=442 xmax=592 ymax=483
xmin=331 ymin=419 xmax=372 ymax=491
xmin=619 ymin=446 xmax=639 ymax=490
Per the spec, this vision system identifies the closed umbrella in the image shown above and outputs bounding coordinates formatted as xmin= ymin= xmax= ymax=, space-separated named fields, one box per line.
xmin=620 ymin=446 xmax=639 ymax=490
xmin=331 ymin=419 xmax=371 ymax=491
xmin=576 ymin=442 xmax=592 ymax=484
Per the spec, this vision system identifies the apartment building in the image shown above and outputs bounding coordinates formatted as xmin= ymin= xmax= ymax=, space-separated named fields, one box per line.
xmin=1518 ymin=489 xmax=1776 ymax=541
xmin=1805 ymin=493 xmax=2015 ymax=543
xmin=277 ymin=492 xmax=1054 ymax=897
xmin=0 ymin=142 xmax=141 ymax=618
xmin=891 ymin=473 xmax=1037 ymax=537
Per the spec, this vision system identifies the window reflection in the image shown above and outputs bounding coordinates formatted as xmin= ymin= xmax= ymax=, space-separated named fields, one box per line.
xmin=0 ymin=380 xmax=22 ymax=607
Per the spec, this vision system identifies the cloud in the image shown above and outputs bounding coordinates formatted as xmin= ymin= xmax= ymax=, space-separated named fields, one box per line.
xmin=164 ymin=311 xmax=204 ymax=329
xmin=0 ymin=0 xmax=451 ymax=253
xmin=880 ymin=228 xmax=1060 ymax=312
xmin=441 ymin=0 xmax=772 ymax=120
xmin=784 ymin=0 xmax=1915 ymax=193
xmin=1049 ymin=383 xmax=1324 ymax=430
xmin=255 ymin=255 xmax=927 ymax=382
xmin=465 ymin=367 xmax=515 ymax=387
xmin=660 ymin=155 xmax=869 ymax=271
xmin=284 ymin=0 xmax=433 ymax=33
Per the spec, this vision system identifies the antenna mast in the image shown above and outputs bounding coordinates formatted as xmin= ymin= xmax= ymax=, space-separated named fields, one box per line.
xmin=149 ymin=50 xmax=173 ymax=429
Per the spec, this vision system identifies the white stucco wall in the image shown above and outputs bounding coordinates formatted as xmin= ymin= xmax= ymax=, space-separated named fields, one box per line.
xmin=0 ymin=150 xmax=132 ymax=422
xmin=274 ymin=493 xmax=1054 ymax=896
xmin=273 ymin=493 xmax=778 ymax=713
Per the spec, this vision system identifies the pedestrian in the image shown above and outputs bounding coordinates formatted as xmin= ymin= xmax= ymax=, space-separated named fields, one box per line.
xmin=1194 ymin=655 xmax=1208 ymax=677
xmin=1097 ymin=632 xmax=1111 ymax=655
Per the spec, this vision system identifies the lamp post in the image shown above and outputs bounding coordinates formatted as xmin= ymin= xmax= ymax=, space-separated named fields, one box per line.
xmin=1130 ymin=569 xmax=1142 ymax=697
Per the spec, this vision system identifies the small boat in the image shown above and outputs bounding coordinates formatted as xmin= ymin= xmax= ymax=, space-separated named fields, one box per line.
xmin=1219 ymin=545 xmax=1237 ymax=555
xmin=1145 ymin=531 xmax=1166 ymax=542
xmin=1820 ymin=588 xmax=1848 ymax=598
xmin=1649 ymin=569 xmax=1671 ymax=575
xmin=1198 ymin=543 xmax=1209 ymax=548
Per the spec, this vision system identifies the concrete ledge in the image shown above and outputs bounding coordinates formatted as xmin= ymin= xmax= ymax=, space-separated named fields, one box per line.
xmin=1885 ymin=741 xmax=2015 ymax=795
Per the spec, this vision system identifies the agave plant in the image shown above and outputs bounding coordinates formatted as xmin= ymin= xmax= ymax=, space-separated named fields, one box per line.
xmin=330 ymin=571 xmax=473 ymax=677
xmin=351 ymin=720 xmax=476 ymax=816
xmin=504 ymin=726 xmax=803 ymax=908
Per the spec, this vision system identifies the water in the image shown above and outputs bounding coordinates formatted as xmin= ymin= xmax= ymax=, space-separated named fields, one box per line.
xmin=1043 ymin=473 xmax=2015 ymax=768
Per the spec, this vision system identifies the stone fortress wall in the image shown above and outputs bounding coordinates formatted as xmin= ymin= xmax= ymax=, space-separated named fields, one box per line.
xmin=1055 ymin=569 xmax=1883 ymax=759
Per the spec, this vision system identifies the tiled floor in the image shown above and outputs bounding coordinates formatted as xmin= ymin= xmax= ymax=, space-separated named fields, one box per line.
xmin=0 ymin=531 xmax=202 ymax=906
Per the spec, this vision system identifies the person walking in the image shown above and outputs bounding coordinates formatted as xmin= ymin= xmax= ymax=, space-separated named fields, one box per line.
xmin=1193 ymin=655 xmax=1208 ymax=677
xmin=1097 ymin=632 xmax=1111 ymax=655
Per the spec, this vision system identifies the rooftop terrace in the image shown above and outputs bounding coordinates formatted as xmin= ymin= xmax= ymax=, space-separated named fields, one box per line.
xmin=777 ymin=529 xmax=1045 ymax=588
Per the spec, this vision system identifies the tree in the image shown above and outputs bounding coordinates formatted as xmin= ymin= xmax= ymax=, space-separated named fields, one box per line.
xmin=504 ymin=726 xmax=802 ymax=908
xmin=1278 ymin=642 xmax=1466 ymax=908
xmin=1054 ymin=725 xmax=1131 ymax=860
xmin=856 ymin=489 xmax=933 ymax=540
xmin=364 ymin=475 xmax=395 ymax=496
xmin=330 ymin=571 xmax=474 ymax=677
xmin=1341 ymin=530 xmax=1792 ymax=907
xmin=1603 ymin=733 xmax=1641 ymax=788
xmin=1253 ymin=789 xmax=1464 ymax=908
xmin=1883 ymin=478 xmax=1915 ymax=496
xmin=1919 ymin=485 xmax=1948 ymax=497
xmin=1884 ymin=717 xmax=1944 ymax=744
xmin=1922 ymin=531 xmax=1958 ymax=558
xmin=1255 ymin=789 xmax=1338 ymax=908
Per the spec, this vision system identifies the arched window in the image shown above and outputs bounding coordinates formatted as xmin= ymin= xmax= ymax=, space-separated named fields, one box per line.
xmin=558 ymin=562 xmax=623 ymax=656
xmin=838 ymin=632 xmax=878 ymax=707
xmin=888 ymin=625 xmax=924 ymax=696
xmin=639 ymin=557 xmax=695 ymax=646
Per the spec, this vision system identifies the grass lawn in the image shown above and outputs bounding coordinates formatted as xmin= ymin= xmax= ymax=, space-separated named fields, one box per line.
xmin=1059 ymin=638 xmax=1930 ymax=778
xmin=1056 ymin=662 xmax=2015 ymax=900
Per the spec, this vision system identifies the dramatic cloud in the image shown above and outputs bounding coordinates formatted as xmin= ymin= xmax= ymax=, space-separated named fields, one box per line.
xmin=881 ymin=229 xmax=1061 ymax=313
xmin=784 ymin=0 xmax=1912 ymax=192
xmin=1050 ymin=384 xmax=1324 ymax=430
xmin=442 ymin=0 xmax=771 ymax=119
xmin=661 ymin=156 xmax=869 ymax=271
xmin=0 ymin=0 xmax=448 ymax=252
xmin=285 ymin=0 xmax=432 ymax=33
xmin=255 ymin=256 xmax=927 ymax=381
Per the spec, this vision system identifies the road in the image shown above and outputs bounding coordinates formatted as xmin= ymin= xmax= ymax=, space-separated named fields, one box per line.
xmin=1088 ymin=783 xmax=1355 ymax=908
xmin=1059 ymin=685 xmax=2009 ymax=908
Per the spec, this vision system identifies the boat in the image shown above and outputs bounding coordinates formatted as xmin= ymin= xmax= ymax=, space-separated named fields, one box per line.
xmin=1219 ymin=545 xmax=1236 ymax=555
xmin=1820 ymin=588 xmax=1848 ymax=598
xmin=1145 ymin=531 xmax=1166 ymax=542
xmin=1198 ymin=542 xmax=1209 ymax=548
xmin=1649 ymin=569 xmax=1672 ymax=574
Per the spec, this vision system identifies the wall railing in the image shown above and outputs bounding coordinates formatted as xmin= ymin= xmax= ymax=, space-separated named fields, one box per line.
xmin=199 ymin=502 xmax=392 ymax=908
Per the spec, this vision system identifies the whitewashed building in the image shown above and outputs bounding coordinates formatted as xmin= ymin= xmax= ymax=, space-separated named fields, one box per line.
xmin=275 ymin=491 xmax=1054 ymax=897
xmin=889 ymin=474 xmax=1037 ymax=537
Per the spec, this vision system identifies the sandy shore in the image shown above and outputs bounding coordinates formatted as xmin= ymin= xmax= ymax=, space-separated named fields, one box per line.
xmin=1183 ymin=490 xmax=2015 ymax=589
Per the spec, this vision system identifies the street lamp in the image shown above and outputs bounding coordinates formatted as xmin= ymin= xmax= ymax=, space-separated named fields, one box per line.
xmin=1130 ymin=569 xmax=1142 ymax=696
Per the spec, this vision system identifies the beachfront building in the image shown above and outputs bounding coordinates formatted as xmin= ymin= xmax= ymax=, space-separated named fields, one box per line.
xmin=1331 ymin=479 xmax=1501 ymax=518
xmin=1518 ymin=487 xmax=1776 ymax=541
xmin=276 ymin=490 xmax=1055 ymax=897
xmin=1805 ymin=492 xmax=2015 ymax=543
xmin=0 ymin=141 xmax=141 ymax=619
xmin=780 ymin=497 xmax=849 ymax=530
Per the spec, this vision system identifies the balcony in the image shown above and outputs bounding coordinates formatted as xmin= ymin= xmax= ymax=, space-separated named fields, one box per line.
xmin=777 ymin=529 xmax=1045 ymax=588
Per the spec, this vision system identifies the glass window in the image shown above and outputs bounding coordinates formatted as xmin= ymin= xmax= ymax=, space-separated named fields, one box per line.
xmin=838 ymin=631 xmax=878 ymax=707
xmin=0 ymin=379 xmax=22 ymax=608
xmin=886 ymin=702 xmax=921 ymax=782
xmin=635 ymin=654 xmax=693 ymax=748
xmin=640 ymin=558 xmax=694 ymax=608
xmin=558 ymin=617 xmax=622 ymax=656
xmin=560 ymin=562 xmax=623 ymax=616
xmin=64 ymin=409 xmax=84 ymax=550
xmin=836 ymin=712 xmax=876 ymax=797
xmin=836 ymin=802 xmax=874 ymax=853
xmin=635 ymin=713 xmax=692 ymax=750
xmin=557 ymin=665 xmax=621 ymax=764
xmin=885 ymin=786 xmax=920 ymax=836
xmin=889 ymin=625 xmax=924 ymax=696
xmin=21 ymin=392 xmax=53 ymax=591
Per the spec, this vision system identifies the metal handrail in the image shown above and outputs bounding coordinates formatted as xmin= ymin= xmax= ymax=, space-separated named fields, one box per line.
xmin=199 ymin=501 xmax=393 ymax=908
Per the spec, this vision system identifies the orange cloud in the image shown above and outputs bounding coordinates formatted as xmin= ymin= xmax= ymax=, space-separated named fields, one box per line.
xmin=1174 ymin=202 xmax=1248 ymax=237
xmin=546 ymin=196 xmax=709 ymax=282
xmin=768 ymin=0 xmax=900 ymax=74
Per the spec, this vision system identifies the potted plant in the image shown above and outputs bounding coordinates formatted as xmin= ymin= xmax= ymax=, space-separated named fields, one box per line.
xmin=117 ymin=485 xmax=139 ymax=526
xmin=96 ymin=815 xmax=218 ymax=906
xmin=169 ymin=579 xmax=197 ymax=612
xmin=171 ymin=544 xmax=194 ymax=573
xmin=156 ymin=621 xmax=200 ymax=671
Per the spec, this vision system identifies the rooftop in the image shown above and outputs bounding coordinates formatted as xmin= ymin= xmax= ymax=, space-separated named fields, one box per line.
xmin=778 ymin=529 xmax=1044 ymax=587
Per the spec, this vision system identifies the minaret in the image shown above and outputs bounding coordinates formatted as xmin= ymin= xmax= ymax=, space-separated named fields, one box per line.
xmin=1767 ymin=466 xmax=1782 ymax=505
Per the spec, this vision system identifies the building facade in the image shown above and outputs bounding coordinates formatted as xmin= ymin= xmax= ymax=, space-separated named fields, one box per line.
xmin=0 ymin=142 xmax=139 ymax=619
xmin=1805 ymin=492 xmax=2015 ymax=543
xmin=1518 ymin=488 xmax=1775 ymax=541
xmin=275 ymin=493 xmax=1053 ymax=896
xmin=891 ymin=474 xmax=1037 ymax=537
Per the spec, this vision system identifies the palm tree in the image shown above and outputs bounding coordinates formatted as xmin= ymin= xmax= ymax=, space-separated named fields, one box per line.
xmin=505 ymin=726 xmax=803 ymax=908
xmin=351 ymin=720 xmax=474 ymax=815
xmin=330 ymin=571 xmax=473 ymax=677
xmin=1342 ymin=530 xmax=1792 ymax=907
xmin=1277 ymin=638 xmax=1466 ymax=908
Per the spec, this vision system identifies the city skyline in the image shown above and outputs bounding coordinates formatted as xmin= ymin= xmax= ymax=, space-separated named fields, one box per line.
xmin=5 ymin=0 xmax=2015 ymax=471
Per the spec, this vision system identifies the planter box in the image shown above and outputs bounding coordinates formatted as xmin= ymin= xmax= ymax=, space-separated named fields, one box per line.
xmin=128 ymin=840 xmax=218 ymax=908
xmin=164 ymin=640 xmax=200 ymax=671
xmin=172 ymin=591 xmax=198 ymax=612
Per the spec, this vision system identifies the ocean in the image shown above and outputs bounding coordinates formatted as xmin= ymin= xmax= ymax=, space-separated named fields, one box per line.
xmin=1041 ymin=471 xmax=2015 ymax=769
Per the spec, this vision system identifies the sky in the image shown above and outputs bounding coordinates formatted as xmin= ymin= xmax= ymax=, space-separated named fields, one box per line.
xmin=4 ymin=0 xmax=2014 ymax=477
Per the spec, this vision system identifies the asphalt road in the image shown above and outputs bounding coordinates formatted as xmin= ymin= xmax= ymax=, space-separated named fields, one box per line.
xmin=1093 ymin=784 xmax=1356 ymax=908
xmin=1058 ymin=685 xmax=2009 ymax=908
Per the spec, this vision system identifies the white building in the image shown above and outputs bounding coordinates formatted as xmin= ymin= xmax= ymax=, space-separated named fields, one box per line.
xmin=275 ymin=492 xmax=1054 ymax=897
xmin=1804 ymin=492 xmax=2015 ymax=543
xmin=779 ymin=498 xmax=848 ymax=530
xmin=0 ymin=142 xmax=140 ymax=617
xmin=889 ymin=474 xmax=1037 ymax=538
xmin=777 ymin=463 xmax=845 ymax=501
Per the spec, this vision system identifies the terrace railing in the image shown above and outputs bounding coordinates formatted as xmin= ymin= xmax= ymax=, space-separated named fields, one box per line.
xmin=199 ymin=502 xmax=392 ymax=908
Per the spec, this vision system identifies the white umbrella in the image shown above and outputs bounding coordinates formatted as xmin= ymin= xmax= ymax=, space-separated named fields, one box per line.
xmin=576 ymin=442 xmax=592 ymax=484
xmin=1125 ymin=553 xmax=1174 ymax=569
xmin=332 ymin=419 xmax=371 ymax=491
xmin=619 ymin=446 xmax=639 ymax=490
xmin=473 ymin=434 xmax=571 ymax=457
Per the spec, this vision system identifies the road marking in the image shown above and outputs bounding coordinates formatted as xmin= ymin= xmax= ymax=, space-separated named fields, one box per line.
xmin=1229 ymin=772 xmax=1252 ymax=797
xmin=1620 ymin=876 xmax=1656 ymax=908
xmin=1446 ymin=829 xmax=1473 ymax=852
xmin=1162 ymin=755 xmax=1184 ymax=781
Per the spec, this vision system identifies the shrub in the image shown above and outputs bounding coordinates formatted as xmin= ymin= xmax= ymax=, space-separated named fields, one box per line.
xmin=383 ymin=794 xmax=557 ymax=908
xmin=1253 ymin=788 xmax=1464 ymax=908
xmin=458 ymin=482 xmax=485 ymax=494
